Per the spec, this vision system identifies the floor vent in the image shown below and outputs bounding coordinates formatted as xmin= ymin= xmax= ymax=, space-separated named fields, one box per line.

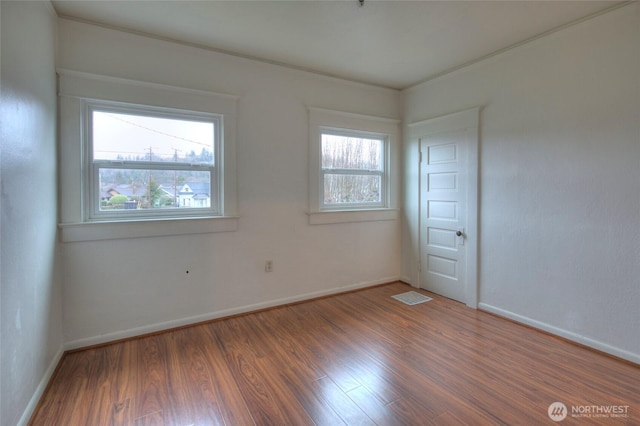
xmin=391 ymin=291 xmax=433 ymax=305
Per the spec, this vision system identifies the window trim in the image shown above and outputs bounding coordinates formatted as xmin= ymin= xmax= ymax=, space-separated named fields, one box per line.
xmin=58 ymin=69 xmax=238 ymax=241
xmin=308 ymin=107 xmax=400 ymax=225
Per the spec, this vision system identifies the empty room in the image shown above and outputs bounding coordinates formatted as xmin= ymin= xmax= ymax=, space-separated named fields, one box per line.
xmin=1 ymin=1 xmax=638 ymax=425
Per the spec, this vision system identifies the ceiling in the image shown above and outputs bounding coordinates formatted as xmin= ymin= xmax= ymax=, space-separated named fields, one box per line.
xmin=52 ymin=1 xmax=622 ymax=90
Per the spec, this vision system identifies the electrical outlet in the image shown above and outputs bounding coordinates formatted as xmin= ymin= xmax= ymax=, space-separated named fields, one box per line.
xmin=265 ymin=261 xmax=273 ymax=272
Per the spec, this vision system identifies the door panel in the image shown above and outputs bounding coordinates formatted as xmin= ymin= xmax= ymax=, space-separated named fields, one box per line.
xmin=414 ymin=108 xmax=479 ymax=306
xmin=421 ymin=131 xmax=467 ymax=302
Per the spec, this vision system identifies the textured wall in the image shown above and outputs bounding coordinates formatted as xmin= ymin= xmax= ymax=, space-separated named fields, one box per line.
xmin=403 ymin=3 xmax=640 ymax=362
xmin=57 ymin=18 xmax=402 ymax=346
xmin=0 ymin=2 xmax=63 ymax=425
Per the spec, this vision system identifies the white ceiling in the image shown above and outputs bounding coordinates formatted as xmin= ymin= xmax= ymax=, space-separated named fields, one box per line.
xmin=52 ymin=1 xmax=622 ymax=90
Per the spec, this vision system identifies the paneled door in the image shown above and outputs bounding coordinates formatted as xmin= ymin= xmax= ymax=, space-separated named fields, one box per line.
xmin=413 ymin=108 xmax=479 ymax=306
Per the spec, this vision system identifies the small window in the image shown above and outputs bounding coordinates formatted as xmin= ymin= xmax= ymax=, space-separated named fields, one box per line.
xmin=87 ymin=101 xmax=221 ymax=220
xmin=321 ymin=130 xmax=386 ymax=209
xmin=308 ymin=108 xmax=399 ymax=224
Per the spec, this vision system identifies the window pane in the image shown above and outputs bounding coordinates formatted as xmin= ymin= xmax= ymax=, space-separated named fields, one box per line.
xmin=93 ymin=111 xmax=214 ymax=164
xmin=321 ymin=134 xmax=382 ymax=170
xmin=99 ymin=169 xmax=213 ymax=210
xmin=324 ymin=174 xmax=381 ymax=205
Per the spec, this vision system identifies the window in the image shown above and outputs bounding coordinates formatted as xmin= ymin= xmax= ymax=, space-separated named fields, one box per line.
xmin=58 ymin=70 xmax=238 ymax=242
xmin=320 ymin=130 xmax=387 ymax=209
xmin=88 ymin=101 xmax=221 ymax=220
xmin=308 ymin=107 xmax=399 ymax=225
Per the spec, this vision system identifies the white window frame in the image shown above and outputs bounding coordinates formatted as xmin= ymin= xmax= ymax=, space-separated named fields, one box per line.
xmin=85 ymin=99 xmax=222 ymax=221
xmin=319 ymin=127 xmax=389 ymax=211
xmin=308 ymin=107 xmax=400 ymax=225
xmin=58 ymin=70 xmax=238 ymax=242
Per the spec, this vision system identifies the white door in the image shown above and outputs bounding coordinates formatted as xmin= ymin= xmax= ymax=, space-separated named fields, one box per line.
xmin=413 ymin=108 xmax=479 ymax=306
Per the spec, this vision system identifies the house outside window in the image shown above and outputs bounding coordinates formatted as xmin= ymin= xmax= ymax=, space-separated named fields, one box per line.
xmin=58 ymin=71 xmax=238 ymax=242
xmin=88 ymin=102 xmax=220 ymax=220
xmin=177 ymin=182 xmax=211 ymax=208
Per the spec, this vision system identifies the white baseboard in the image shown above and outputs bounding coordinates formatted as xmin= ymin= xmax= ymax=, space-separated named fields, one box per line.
xmin=65 ymin=276 xmax=400 ymax=351
xmin=479 ymin=303 xmax=640 ymax=365
xmin=17 ymin=346 xmax=65 ymax=426
xmin=399 ymin=275 xmax=416 ymax=287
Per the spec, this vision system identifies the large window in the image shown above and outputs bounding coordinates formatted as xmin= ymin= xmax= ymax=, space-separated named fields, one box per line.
xmin=88 ymin=101 xmax=221 ymax=220
xmin=58 ymin=71 xmax=238 ymax=241
xmin=321 ymin=130 xmax=387 ymax=209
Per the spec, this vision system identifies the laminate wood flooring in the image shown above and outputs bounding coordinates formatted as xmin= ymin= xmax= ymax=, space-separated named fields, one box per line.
xmin=30 ymin=282 xmax=640 ymax=425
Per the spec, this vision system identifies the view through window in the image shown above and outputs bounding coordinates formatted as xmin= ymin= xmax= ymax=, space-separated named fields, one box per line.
xmin=91 ymin=107 xmax=219 ymax=217
xmin=321 ymin=132 xmax=386 ymax=208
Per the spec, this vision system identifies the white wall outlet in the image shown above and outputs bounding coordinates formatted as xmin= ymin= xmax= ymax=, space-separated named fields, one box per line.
xmin=265 ymin=260 xmax=273 ymax=272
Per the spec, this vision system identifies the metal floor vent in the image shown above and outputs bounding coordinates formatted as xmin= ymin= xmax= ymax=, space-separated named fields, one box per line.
xmin=391 ymin=291 xmax=433 ymax=305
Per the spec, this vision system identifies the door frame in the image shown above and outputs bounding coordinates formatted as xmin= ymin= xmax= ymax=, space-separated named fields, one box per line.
xmin=408 ymin=107 xmax=480 ymax=308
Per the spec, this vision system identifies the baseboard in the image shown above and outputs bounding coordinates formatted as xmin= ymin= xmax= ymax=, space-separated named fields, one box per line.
xmin=65 ymin=276 xmax=400 ymax=351
xmin=478 ymin=303 xmax=640 ymax=365
xmin=399 ymin=276 xmax=416 ymax=287
xmin=17 ymin=346 xmax=65 ymax=426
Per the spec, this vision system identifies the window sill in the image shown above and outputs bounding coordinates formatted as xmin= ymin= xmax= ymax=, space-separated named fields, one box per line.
xmin=59 ymin=216 xmax=239 ymax=243
xmin=307 ymin=209 xmax=399 ymax=225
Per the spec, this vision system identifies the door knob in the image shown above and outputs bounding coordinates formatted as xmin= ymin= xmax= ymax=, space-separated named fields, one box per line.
xmin=456 ymin=230 xmax=463 ymax=237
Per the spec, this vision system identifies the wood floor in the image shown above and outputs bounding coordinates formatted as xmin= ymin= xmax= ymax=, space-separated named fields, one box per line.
xmin=30 ymin=282 xmax=639 ymax=425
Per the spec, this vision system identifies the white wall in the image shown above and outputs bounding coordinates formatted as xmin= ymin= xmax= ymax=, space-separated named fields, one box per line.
xmin=403 ymin=3 xmax=640 ymax=362
xmin=57 ymin=19 xmax=402 ymax=347
xmin=0 ymin=2 xmax=64 ymax=425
